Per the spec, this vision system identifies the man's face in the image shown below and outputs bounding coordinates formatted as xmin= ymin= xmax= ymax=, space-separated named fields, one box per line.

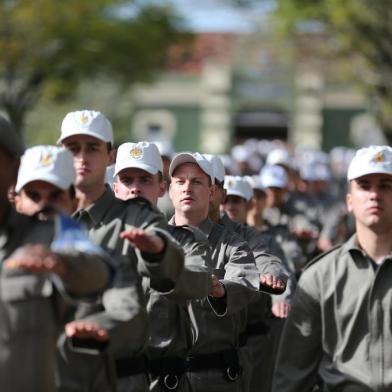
xmin=347 ymin=173 xmax=392 ymax=232
xmin=169 ymin=163 xmax=213 ymax=219
xmin=266 ymin=187 xmax=286 ymax=208
xmin=15 ymin=181 xmax=76 ymax=220
xmin=63 ymin=135 xmax=114 ymax=191
xmin=222 ymin=195 xmax=248 ymax=224
xmin=113 ymin=168 xmax=165 ymax=205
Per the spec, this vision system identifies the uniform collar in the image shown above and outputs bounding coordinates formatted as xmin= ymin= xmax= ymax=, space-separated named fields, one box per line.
xmin=344 ymin=233 xmax=392 ymax=264
xmin=169 ymin=216 xmax=214 ymax=237
xmin=74 ymin=186 xmax=115 ymax=226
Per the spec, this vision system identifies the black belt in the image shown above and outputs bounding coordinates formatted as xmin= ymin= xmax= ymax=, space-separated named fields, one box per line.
xmin=148 ymin=357 xmax=187 ymax=378
xmin=115 ymin=356 xmax=147 ymax=378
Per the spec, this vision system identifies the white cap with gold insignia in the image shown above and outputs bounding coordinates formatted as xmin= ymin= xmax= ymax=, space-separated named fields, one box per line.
xmin=347 ymin=145 xmax=392 ymax=181
xmin=16 ymin=145 xmax=75 ymax=192
xmin=58 ymin=110 xmax=113 ymax=144
xmin=114 ymin=141 xmax=163 ymax=177
xmin=224 ymin=175 xmax=253 ymax=201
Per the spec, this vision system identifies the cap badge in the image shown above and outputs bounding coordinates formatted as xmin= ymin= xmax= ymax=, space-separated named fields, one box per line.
xmin=227 ymin=179 xmax=234 ymax=188
xmin=374 ymin=152 xmax=384 ymax=164
xmin=78 ymin=113 xmax=89 ymax=125
xmin=130 ymin=147 xmax=143 ymax=160
xmin=39 ymin=152 xmax=54 ymax=167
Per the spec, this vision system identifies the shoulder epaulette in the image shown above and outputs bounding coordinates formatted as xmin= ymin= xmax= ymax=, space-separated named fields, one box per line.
xmin=304 ymin=244 xmax=343 ymax=270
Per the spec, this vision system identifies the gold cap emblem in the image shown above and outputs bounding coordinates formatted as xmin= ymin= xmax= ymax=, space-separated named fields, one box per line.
xmin=226 ymin=179 xmax=234 ymax=188
xmin=374 ymin=152 xmax=384 ymax=164
xmin=130 ymin=147 xmax=143 ymax=160
xmin=78 ymin=113 xmax=89 ymax=125
xmin=39 ymin=152 xmax=54 ymax=167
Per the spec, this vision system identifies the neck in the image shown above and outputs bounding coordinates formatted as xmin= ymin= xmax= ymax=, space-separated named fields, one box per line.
xmin=174 ymin=211 xmax=207 ymax=227
xmin=76 ymin=183 xmax=106 ymax=210
xmin=356 ymin=224 xmax=392 ymax=264
xmin=247 ymin=211 xmax=264 ymax=228
xmin=209 ymin=207 xmax=220 ymax=224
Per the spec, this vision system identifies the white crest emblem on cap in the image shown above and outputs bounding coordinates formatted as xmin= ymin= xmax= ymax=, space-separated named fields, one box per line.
xmin=39 ymin=152 xmax=54 ymax=167
xmin=130 ymin=146 xmax=143 ymax=160
xmin=374 ymin=151 xmax=384 ymax=164
xmin=78 ymin=113 xmax=89 ymax=125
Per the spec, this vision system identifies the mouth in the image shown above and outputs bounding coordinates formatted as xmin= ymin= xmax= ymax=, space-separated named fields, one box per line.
xmin=367 ymin=205 xmax=382 ymax=214
xmin=76 ymin=167 xmax=90 ymax=175
xmin=181 ymin=197 xmax=194 ymax=204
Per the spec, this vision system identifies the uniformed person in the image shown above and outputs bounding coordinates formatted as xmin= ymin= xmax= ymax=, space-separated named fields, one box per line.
xmin=14 ymin=145 xmax=78 ymax=218
xmin=260 ymin=165 xmax=307 ymax=277
xmin=56 ymin=110 xmax=184 ymax=392
xmin=273 ymin=145 xmax=392 ymax=391
xmin=113 ymin=141 xmax=213 ymax=391
xmin=154 ymin=140 xmax=175 ymax=219
xmin=168 ymin=152 xmax=260 ymax=392
xmin=220 ymin=174 xmax=293 ymax=392
xmin=0 ymin=118 xmax=111 ymax=392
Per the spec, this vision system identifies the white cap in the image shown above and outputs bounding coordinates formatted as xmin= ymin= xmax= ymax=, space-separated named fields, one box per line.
xmin=260 ymin=165 xmax=288 ymax=188
xmin=224 ymin=176 xmax=253 ymax=201
xmin=231 ymin=144 xmax=249 ymax=163
xmin=169 ymin=152 xmax=215 ymax=184
xmin=59 ymin=110 xmax=113 ymax=144
xmin=245 ymin=175 xmax=265 ymax=192
xmin=347 ymin=145 xmax=392 ymax=181
xmin=266 ymin=148 xmax=292 ymax=168
xmin=153 ymin=140 xmax=175 ymax=158
xmin=114 ymin=142 xmax=163 ymax=177
xmin=16 ymin=145 xmax=75 ymax=193
xmin=300 ymin=163 xmax=331 ymax=182
xmin=204 ymin=154 xmax=225 ymax=183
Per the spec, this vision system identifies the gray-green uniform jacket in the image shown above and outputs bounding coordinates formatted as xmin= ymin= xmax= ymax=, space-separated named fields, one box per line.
xmin=145 ymin=225 xmax=212 ymax=391
xmin=57 ymin=189 xmax=184 ymax=392
xmin=0 ymin=208 xmax=110 ymax=392
xmin=273 ymin=234 xmax=392 ymax=392
xmin=183 ymin=218 xmax=259 ymax=355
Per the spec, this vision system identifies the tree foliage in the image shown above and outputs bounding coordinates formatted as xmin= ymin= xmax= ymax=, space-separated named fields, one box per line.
xmin=274 ymin=0 xmax=392 ymax=137
xmin=0 ymin=0 xmax=186 ymax=133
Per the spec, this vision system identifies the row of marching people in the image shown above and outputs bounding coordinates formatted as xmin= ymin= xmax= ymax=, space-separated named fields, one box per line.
xmin=1 ymin=110 xmax=286 ymax=392
xmin=3 ymin=108 xmax=390 ymax=392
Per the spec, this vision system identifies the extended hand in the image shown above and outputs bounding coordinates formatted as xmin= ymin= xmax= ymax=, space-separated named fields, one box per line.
xmin=271 ymin=302 xmax=291 ymax=319
xmin=65 ymin=320 xmax=109 ymax=342
xmin=120 ymin=228 xmax=165 ymax=254
xmin=209 ymin=274 xmax=226 ymax=298
xmin=4 ymin=244 xmax=67 ymax=277
xmin=260 ymin=274 xmax=286 ymax=292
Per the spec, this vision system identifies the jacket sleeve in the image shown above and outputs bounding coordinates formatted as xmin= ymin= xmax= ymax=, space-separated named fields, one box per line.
xmin=129 ymin=203 xmax=185 ymax=285
xmin=272 ymin=269 xmax=323 ymax=392
xmin=54 ymin=250 xmax=112 ymax=298
xmin=67 ymin=254 xmax=147 ymax=356
xmin=213 ymin=234 xmax=259 ymax=316
xmin=162 ymin=237 xmax=213 ymax=301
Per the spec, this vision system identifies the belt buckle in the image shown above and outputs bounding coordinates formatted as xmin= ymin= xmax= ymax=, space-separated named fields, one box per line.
xmin=226 ymin=366 xmax=240 ymax=382
xmin=163 ymin=374 xmax=179 ymax=390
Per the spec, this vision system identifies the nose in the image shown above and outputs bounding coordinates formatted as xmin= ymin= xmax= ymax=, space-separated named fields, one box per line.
xmin=75 ymin=148 xmax=88 ymax=164
xmin=368 ymin=185 xmax=381 ymax=200
xmin=182 ymin=180 xmax=192 ymax=192
xmin=130 ymin=183 xmax=142 ymax=195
